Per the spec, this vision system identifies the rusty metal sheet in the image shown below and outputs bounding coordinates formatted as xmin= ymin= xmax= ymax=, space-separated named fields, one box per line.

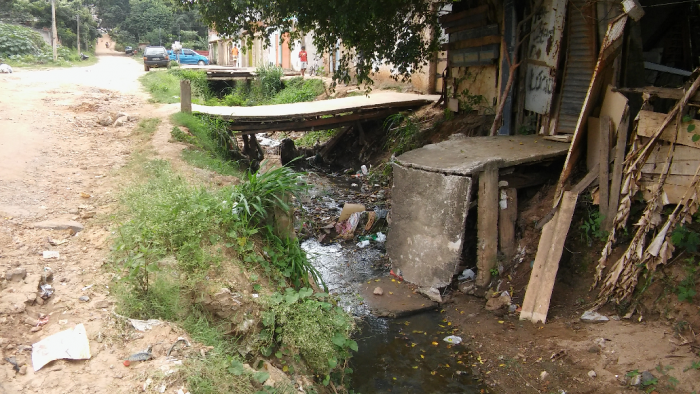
xmin=524 ymin=0 xmax=567 ymax=114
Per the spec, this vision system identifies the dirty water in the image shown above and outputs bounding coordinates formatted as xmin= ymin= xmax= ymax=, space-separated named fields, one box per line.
xmin=298 ymin=170 xmax=486 ymax=394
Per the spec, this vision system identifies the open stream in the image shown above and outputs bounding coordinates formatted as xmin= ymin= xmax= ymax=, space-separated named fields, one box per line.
xmin=298 ymin=171 xmax=486 ymax=393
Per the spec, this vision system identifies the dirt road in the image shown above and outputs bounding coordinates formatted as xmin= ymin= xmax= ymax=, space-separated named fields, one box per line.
xmin=0 ymin=49 xmax=189 ymax=393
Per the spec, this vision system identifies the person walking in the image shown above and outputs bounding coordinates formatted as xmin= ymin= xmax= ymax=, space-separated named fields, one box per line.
xmin=231 ymin=45 xmax=239 ymax=67
xmin=299 ymin=46 xmax=308 ymax=78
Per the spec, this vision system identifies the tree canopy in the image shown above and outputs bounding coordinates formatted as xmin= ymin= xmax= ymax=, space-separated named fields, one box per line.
xmin=189 ymin=0 xmax=447 ymax=85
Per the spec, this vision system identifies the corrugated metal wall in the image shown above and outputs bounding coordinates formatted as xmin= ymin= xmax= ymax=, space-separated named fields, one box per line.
xmin=555 ymin=0 xmax=597 ymax=134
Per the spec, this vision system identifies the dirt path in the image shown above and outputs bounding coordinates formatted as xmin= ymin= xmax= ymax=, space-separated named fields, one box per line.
xmin=0 ymin=52 xmax=189 ymax=393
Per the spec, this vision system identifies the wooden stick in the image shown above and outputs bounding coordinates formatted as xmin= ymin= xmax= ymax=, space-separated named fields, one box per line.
xmin=599 ymin=115 xmax=611 ymax=223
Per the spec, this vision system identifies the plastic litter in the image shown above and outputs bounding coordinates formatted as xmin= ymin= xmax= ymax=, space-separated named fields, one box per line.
xmin=338 ymin=212 xmax=361 ymax=239
xmin=32 ymin=323 xmax=91 ymax=371
xmin=443 ymin=335 xmax=462 ymax=345
xmin=458 ymin=268 xmax=476 ymax=281
xmin=167 ymin=337 xmax=191 ymax=356
xmin=129 ymin=318 xmax=163 ymax=331
xmin=356 ymin=240 xmax=370 ymax=248
xmin=43 ymin=251 xmax=60 ymax=259
xmin=375 ymin=232 xmax=386 ymax=243
xmin=127 ymin=348 xmax=154 ymax=363
xmin=361 ymin=165 xmax=369 ymax=175
xmin=40 ymin=284 xmax=54 ymax=299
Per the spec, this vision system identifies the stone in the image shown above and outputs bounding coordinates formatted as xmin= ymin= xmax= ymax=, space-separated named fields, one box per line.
xmin=262 ymin=361 xmax=291 ymax=388
xmin=540 ymin=371 xmax=549 ymax=381
xmin=458 ymin=282 xmax=476 ymax=295
xmin=30 ymin=326 xmax=42 ymax=333
xmin=5 ymin=267 xmax=27 ymax=282
xmin=97 ymin=113 xmax=114 ymax=126
xmin=641 ymin=371 xmax=655 ymax=385
xmin=43 ymin=251 xmax=60 ymax=259
xmin=373 ymin=287 xmax=384 ymax=296
xmin=199 ymin=287 xmax=242 ymax=319
xmin=18 ymin=364 xmax=27 ymax=375
xmin=588 ymin=370 xmax=597 ymax=378
xmin=24 ymin=316 xmax=39 ymax=326
xmin=629 ymin=374 xmax=642 ymax=386
xmin=418 ymin=287 xmax=443 ymax=303
xmin=112 ymin=116 xmax=128 ymax=127
xmin=581 ymin=310 xmax=609 ymax=323
xmin=485 ymin=294 xmax=511 ymax=311
xmin=30 ymin=219 xmax=84 ymax=233
xmin=79 ymin=295 xmax=90 ymax=302
xmin=279 ymin=138 xmax=301 ymax=166
xmin=93 ymin=299 xmax=111 ymax=309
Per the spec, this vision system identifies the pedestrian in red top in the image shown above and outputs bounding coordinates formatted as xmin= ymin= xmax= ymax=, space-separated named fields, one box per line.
xmin=299 ymin=46 xmax=308 ymax=78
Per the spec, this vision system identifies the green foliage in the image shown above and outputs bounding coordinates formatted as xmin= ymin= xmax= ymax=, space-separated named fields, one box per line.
xmin=255 ymin=64 xmax=284 ymax=99
xmin=169 ymin=68 xmax=212 ymax=99
xmin=682 ymin=114 xmax=700 ymax=143
xmin=670 ymin=225 xmax=700 ymax=302
xmin=139 ymin=69 xmax=211 ymax=104
xmin=489 ymin=268 xmax=499 ymax=277
xmin=0 ymin=22 xmax=45 ymax=57
xmin=295 ymin=128 xmax=338 ymax=148
xmin=269 ymin=77 xmax=325 ymax=105
xmin=383 ymin=112 xmax=421 ymax=155
xmin=231 ymin=163 xmax=308 ymax=226
xmin=189 ymin=0 xmax=442 ymax=87
xmin=671 ymin=225 xmax=700 ymax=254
xmin=171 ymin=112 xmax=242 ymax=166
xmin=214 ymin=77 xmax=325 ymax=107
xmin=171 ymin=126 xmax=197 ymax=145
xmin=261 ymin=288 xmax=356 ymax=375
xmin=121 ymin=0 xmax=173 ymax=42
xmin=580 ymin=210 xmax=608 ymax=245
xmin=181 ymin=149 xmax=241 ymax=176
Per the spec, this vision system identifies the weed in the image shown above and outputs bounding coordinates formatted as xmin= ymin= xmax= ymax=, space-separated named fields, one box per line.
xmin=580 ymin=210 xmax=608 ymax=245
xmin=262 ymin=288 xmax=356 ymax=380
xmin=140 ymin=69 xmax=211 ymax=104
xmin=670 ymin=225 xmax=700 ymax=302
xmin=682 ymin=114 xmax=700 ymax=142
xmin=443 ymin=107 xmax=454 ymax=121
xmin=171 ymin=112 xmax=242 ymax=170
xmin=367 ymin=162 xmax=393 ymax=186
xmin=490 ymin=268 xmax=499 ymax=277
xmin=171 ymin=126 xmax=198 ymax=145
xmin=296 ymin=129 xmax=338 ymax=148
xmin=383 ymin=112 xmax=421 ymax=155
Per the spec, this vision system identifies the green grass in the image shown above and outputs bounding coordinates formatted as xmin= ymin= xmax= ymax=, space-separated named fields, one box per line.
xmin=139 ymin=71 xmax=182 ymax=103
xmin=182 ymin=148 xmax=241 ymax=176
xmin=210 ymin=76 xmax=326 ymax=107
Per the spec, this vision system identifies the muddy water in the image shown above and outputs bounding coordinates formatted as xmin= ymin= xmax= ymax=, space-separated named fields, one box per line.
xmin=299 ymin=172 xmax=485 ymax=394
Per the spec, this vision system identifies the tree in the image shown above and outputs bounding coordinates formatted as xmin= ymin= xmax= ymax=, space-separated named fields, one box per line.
xmin=189 ymin=0 xmax=446 ymax=86
xmin=121 ymin=0 xmax=173 ymax=42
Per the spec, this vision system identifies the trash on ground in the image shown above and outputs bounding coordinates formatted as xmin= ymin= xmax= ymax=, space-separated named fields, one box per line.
xmin=5 ymin=356 xmax=20 ymax=372
xmin=361 ymin=165 xmax=369 ymax=175
xmin=375 ymin=232 xmax=386 ymax=243
xmin=81 ymin=284 xmax=93 ymax=291
xmin=43 ymin=251 xmax=60 ymax=259
xmin=32 ymin=323 xmax=91 ymax=371
xmin=458 ymin=268 xmax=476 ymax=281
xmin=337 ymin=212 xmax=361 ymax=239
xmin=126 ymin=348 xmax=154 ymax=364
xmin=389 ymin=269 xmax=403 ymax=281
xmin=39 ymin=284 xmax=54 ymax=299
xmin=356 ymin=240 xmax=370 ymax=248
xmin=129 ymin=318 xmax=163 ymax=331
xmin=78 ymin=295 xmax=90 ymax=302
xmin=338 ymin=203 xmax=365 ymax=222
xmin=580 ymin=310 xmax=609 ymax=323
xmin=167 ymin=337 xmax=191 ymax=357
xmin=48 ymin=237 xmax=67 ymax=246
xmin=443 ymin=335 xmax=462 ymax=344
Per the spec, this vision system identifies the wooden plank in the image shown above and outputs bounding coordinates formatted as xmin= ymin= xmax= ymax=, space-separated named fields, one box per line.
xmin=476 ymin=164 xmax=499 ymax=287
xmin=637 ymin=110 xmax=700 ymax=149
xmin=520 ymin=191 xmax=578 ymax=324
xmin=640 ymin=180 xmax=698 ymax=205
xmin=499 ymin=187 xmax=518 ymax=259
xmin=614 ymin=86 xmax=700 ymax=102
xmin=587 ymin=117 xmax=600 ymax=171
xmin=180 ymin=80 xmax=192 ymax=114
xmin=599 ymin=85 xmax=629 ymax=135
xmin=641 ymin=160 xmax=700 ymax=176
xmin=605 ymin=106 xmax=630 ymax=231
xmin=543 ymin=135 xmax=572 ymax=143
xmin=555 ymin=15 xmax=628 ymax=202
xmin=599 ymin=115 xmax=611 ymax=222
xmin=439 ymin=5 xmax=489 ymax=24
xmin=645 ymin=143 xmax=700 ymax=163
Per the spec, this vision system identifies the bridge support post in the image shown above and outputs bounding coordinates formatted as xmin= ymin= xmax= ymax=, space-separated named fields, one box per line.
xmin=180 ymin=80 xmax=192 ymax=114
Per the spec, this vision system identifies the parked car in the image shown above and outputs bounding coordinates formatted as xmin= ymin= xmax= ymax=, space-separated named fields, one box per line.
xmin=125 ymin=46 xmax=134 ymax=55
xmin=168 ymin=48 xmax=209 ymax=65
xmin=143 ymin=46 xmax=170 ymax=71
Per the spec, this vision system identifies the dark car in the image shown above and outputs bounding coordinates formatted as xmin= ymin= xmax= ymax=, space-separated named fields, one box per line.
xmin=125 ymin=46 xmax=134 ymax=55
xmin=143 ymin=46 xmax=170 ymax=71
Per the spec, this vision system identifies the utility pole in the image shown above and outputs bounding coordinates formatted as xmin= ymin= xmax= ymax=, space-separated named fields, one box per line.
xmin=50 ymin=0 xmax=58 ymax=61
xmin=76 ymin=14 xmax=80 ymax=54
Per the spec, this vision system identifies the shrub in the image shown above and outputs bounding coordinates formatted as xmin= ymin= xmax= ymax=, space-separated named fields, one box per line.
xmin=0 ymin=22 xmax=46 ymax=57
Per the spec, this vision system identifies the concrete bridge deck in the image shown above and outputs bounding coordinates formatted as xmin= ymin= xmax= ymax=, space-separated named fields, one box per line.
xmin=192 ymin=92 xmax=440 ymax=134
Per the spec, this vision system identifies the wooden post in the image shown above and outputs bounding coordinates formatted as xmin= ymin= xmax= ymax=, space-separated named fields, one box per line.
xmin=50 ymin=0 xmax=58 ymax=61
xmin=499 ymin=187 xmax=518 ymax=259
xmin=599 ymin=115 xmax=611 ymax=222
xmin=180 ymin=80 xmax=192 ymax=114
xmin=605 ymin=107 xmax=629 ymax=231
xmin=476 ymin=164 xmax=499 ymax=287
